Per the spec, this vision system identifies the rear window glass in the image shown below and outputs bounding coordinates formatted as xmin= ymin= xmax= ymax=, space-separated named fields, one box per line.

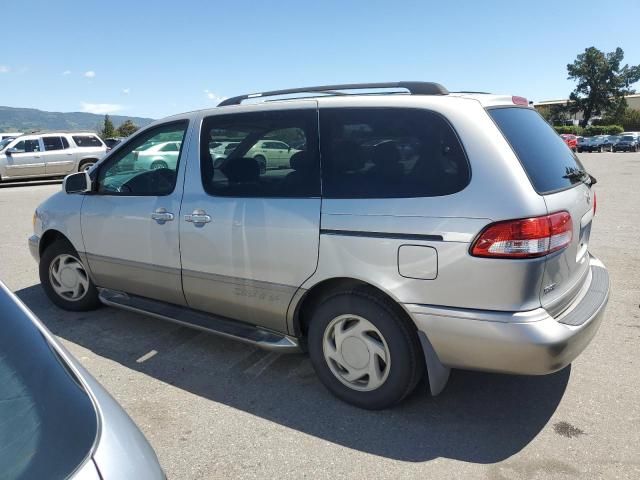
xmin=320 ymin=108 xmax=470 ymax=198
xmin=489 ymin=107 xmax=585 ymax=194
xmin=72 ymin=135 xmax=103 ymax=148
xmin=42 ymin=136 xmax=64 ymax=151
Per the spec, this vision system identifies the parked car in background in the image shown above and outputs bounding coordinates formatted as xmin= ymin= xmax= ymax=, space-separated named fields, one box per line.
xmin=0 ymin=132 xmax=106 ymax=181
xmin=132 ymin=140 xmax=183 ymax=170
xmin=576 ymin=136 xmax=589 ymax=153
xmin=612 ymin=135 xmax=639 ymax=152
xmin=30 ymin=82 xmax=609 ymax=409
xmin=584 ymin=135 xmax=613 ymax=153
xmin=560 ymin=133 xmax=577 ymax=151
xmin=606 ymin=135 xmax=621 ymax=150
xmin=245 ymin=139 xmax=302 ymax=171
xmin=105 ymin=137 xmax=125 ymax=151
xmin=0 ymin=281 xmax=164 ymax=479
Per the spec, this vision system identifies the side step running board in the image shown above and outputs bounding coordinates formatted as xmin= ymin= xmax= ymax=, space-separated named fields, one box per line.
xmin=98 ymin=289 xmax=301 ymax=353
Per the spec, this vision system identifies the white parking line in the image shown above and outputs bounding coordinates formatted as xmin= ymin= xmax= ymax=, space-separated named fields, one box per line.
xmin=243 ymin=351 xmax=281 ymax=377
xmin=136 ymin=349 xmax=158 ymax=363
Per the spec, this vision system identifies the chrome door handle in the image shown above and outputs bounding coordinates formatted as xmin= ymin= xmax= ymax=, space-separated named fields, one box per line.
xmin=151 ymin=208 xmax=174 ymax=224
xmin=184 ymin=209 xmax=211 ymax=225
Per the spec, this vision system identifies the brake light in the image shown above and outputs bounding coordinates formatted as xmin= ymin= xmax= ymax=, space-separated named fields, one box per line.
xmin=471 ymin=212 xmax=573 ymax=258
xmin=593 ymin=191 xmax=597 ymax=215
xmin=512 ymin=96 xmax=529 ymax=106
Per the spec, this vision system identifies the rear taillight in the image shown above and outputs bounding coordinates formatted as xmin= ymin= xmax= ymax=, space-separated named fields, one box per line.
xmin=471 ymin=212 xmax=573 ymax=259
xmin=593 ymin=191 xmax=597 ymax=215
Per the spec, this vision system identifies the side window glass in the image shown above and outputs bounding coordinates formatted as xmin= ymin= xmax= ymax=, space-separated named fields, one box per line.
xmin=200 ymin=109 xmax=319 ymax=198
xmin=12 ymin=140 xmax=25 ymax=153
xmin=320 ymin=108 xmax=470 ymax=198
xmin=72 ymin=136 xmax=103 ymax=148
xmin=42 ymin=136 xmax=64 ymax=151
xmin=97 ymin=121 xmax=188 ymax=196
xmin=25 ymin=140 xmax=41 ymax=153
xmin=61 ymin=137 xmax=70 ymax=149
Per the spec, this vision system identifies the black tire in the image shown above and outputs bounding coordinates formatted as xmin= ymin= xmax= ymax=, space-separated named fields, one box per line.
xmin=151 ymin=160 xmax=169 ymax=170
xmin=307 ymin=290 xmax=424 ymax=409
xmin=78 ymin=159 xmax=96 ymax=172
xmin=254 ymin=155 xmax=267 ymax=174
xmin=39 ymin=239 xmax=101 ymax=311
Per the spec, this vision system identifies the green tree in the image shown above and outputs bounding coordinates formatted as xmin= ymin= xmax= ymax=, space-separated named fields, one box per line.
xmin=99 ymin=114 xmax=116 ymax=139
xmin=567 ymin=47 xmax=640 ymax=127
xmin=116 ymin=119 xmax=139 ymax=137
xmin=537 ymin=103 xmax=570 ymax=125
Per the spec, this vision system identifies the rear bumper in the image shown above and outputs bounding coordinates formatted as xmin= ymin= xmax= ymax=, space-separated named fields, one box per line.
xmin=28 ymin=234 xmax=40 ymax=262
xmin=407 ymin=255 xmax=609 ymax=375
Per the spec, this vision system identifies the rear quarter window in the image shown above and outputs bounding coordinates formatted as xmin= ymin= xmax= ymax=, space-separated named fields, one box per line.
xmin=489 ymin=107 xmax=586 ymax=194
xmin=320 ymin=107 xmax=470 ymax=198
xmin=72 ymin=135 xmax=103 ymax=148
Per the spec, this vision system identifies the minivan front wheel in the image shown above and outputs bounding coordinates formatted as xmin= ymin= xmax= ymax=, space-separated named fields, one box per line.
xmin=308 ymin=291 xmax=424 ymax=409
xmin=40 ymin=239 xmax=101 ymax=311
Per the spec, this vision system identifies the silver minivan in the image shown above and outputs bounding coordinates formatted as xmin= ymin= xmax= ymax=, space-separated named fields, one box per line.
xmin=28 ymin=83 xmax=609 ymax=409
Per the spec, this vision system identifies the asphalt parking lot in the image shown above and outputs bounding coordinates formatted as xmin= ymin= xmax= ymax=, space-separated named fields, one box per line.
xmin=1 ymin=153 xmax=639 ymax=480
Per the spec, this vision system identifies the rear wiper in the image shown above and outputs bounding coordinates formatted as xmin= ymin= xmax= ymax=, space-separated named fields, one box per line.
xmin=563 ymin=169 xmax=586 ymax=180
xmin=563 ymin=169 xmax=596 ymax=186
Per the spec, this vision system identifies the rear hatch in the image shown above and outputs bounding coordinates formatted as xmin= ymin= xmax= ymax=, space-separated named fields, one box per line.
xmin=489 ymin=107 xmax=595 ymax=316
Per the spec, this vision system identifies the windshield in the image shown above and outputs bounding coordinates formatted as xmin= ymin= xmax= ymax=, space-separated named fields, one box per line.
xmin=0 ymin=285 xmax=97 ymax=480
xmin=489 ymin=107 xmax=587 ymax=193
xmin=622 ymin=135 xmax=634 ymax=141
xmin=0 ymin=138 xmax=13 ymax=151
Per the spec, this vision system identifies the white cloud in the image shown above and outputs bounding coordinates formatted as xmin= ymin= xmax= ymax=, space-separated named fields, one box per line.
xmin=122 ymin=88 xmax=130 ymax=95
xmin=0 ymin=65 xmax=10 ymax=73
xmin=84 ymin=70 xmax=96 ymax=78
xmin=81 ymin=102 xmax=123 ymax=114
xmin=204 ymin=89 xmax=226 ymax=104
xmin=62 ymin=70 xmax=71 ymax=75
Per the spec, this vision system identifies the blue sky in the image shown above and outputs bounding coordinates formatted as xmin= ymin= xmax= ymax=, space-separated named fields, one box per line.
xmin=2 ymin=0 xmax=639 ymax=119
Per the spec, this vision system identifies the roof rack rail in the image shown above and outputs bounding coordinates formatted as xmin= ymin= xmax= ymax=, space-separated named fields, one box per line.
xmin=218 ymin=81 xmax=449 ymax=107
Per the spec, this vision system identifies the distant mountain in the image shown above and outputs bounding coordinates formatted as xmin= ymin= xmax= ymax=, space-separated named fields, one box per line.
xmin=0 ymin=106 xmax=154 ymax=133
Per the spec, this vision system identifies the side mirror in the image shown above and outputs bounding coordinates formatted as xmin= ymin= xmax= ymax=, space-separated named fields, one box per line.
xmin=5 ymin=148 xmax=17 ymax=156
xmin=63 ymin=171 xmax=92 ymax=194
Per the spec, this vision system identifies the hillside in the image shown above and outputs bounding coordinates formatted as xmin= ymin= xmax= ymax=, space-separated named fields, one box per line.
xmin=0 ymin=106 xmax=154 ymax=133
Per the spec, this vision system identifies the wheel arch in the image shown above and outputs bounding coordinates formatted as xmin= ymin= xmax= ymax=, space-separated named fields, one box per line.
xmin=289 ymin=277 xmax=417 ymax=339
xmin=39 ymin=229 xmax=72 ymax=257
xmin=78 ymin=157 xmax=100 ymax=170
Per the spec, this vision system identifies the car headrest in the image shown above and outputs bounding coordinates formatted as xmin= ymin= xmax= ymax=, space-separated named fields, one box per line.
xmin=221 ymin=157 xmax=259 ymax=183
xmin=372 ymin=141 xmax=401 ymax=167
xmin=332 ymin=141 xmax=364 ymax=172
xmin=289 ymin=151 xmax=309 ymax=171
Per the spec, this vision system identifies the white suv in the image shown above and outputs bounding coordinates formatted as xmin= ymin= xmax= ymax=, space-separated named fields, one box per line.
xmin=0 ymin=132 xmax=106 ymax=182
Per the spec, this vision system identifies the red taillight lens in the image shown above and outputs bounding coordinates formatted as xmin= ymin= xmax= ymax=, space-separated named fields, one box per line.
xmin=593 ymin=191 xmax=597 ymax=215
xmin=471 ymin=212 xmax=573 ymax=258
xmin=512 ymin=95 xmax=529 ymax=106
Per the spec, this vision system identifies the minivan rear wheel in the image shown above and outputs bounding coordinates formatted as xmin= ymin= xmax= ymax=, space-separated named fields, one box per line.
xmin=307 ymin=291 xmax=424 ymax=409
xmin=40 ymin=239 xmax=101 ymax=311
